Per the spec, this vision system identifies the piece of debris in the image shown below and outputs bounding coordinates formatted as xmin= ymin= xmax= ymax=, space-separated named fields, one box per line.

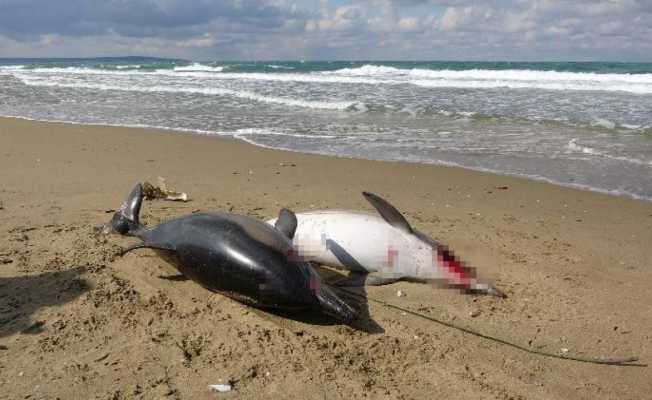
xmin=0 ymin=258 xmax=12 ymax=264
xmin=94 ymin=353 xmax=110 ymax=362
xmin=469 ymin=310 xmax=481 ymax=318
xmin=208 ymin=384 xmax=232 ymax=393
xmin=143 ymin=177 xmax=189 ymax=202
xmin=396 ymin=290 xmax=406 ymax=297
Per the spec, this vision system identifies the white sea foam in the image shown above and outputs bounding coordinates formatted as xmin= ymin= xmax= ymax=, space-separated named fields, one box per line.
xmin=234 ymin=128 xmax=336 ymax=139
xmin=567 ymin=138 xmax=599 ymax=155
xmin=10 ymin=66 xmax=386 ymax=85
xmin=409 ymin=78 xmax=652 ymax=94
xmin=173 ymin=63 xmax=224 ymax=72
xmin=331 ymin=64 xmax=652 ymax=83
xmin=327 ymin=65 xmax=652 ymax=94
xmin=12 ymin=62 xmax=652 ymax=93
xmin=23 ymin=66 xmax=127 ymax=75
xmin=0 ymin=65 xmax=25 ymax=70
xmin=325 ymin=65 xmax=407 ymax=76
xmin=591 ymin=119 xmax=616 ymax=130
xmin=566 ymin=138 xmax=651 ymax=165
xmin=15 ymin=77 xmax=356 ymax=110
xmin=267 ymin=64 xmax=295 ymax=70
xmin=0 ymin=65 xmax=26 ymax=75
xmin=169 ymin=71 xmax=384 ymax=85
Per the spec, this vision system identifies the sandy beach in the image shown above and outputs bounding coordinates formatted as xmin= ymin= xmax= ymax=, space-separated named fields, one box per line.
xmin=1 ymin=116 xmax=651 ymax=399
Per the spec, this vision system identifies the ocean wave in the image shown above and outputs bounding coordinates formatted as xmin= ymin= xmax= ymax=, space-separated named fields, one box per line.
xmin=327 ymin=64 xmax=652 ymax=94
xmin=173 ymin=63 xmax=224 ymax=72
xmin=409 ymin=78 xmax=652 ymax=94
xmin=267 ymin=64 xmax=295 ymax=70
xmin=567 ymin=138 xmax=599 ymax=155
xmin=233 ymin=128 xmax=336 ymax=139
xmin=324 ymin=65 xmax=407 ymax=76
xmin=9 ymin=66 xmax=385 ymax=85
xmin=15 ymin=78 xmax=356 ymax=110
xmin=0 ymin=65 xmax=26 ymax=75
xmin=590 ymin=118 xmax=616 ymax=130
xmin=19 ymin=66 xmax=133 ymax=75
xmin=566 ymin=138 xmax=651 ymax=165
xmin=13 ymin=63 xmax=652 ymax=93
xmin=115 ymin=65 xmax=141 ymax=70
xmin=330 ymin=64 xmax=652 ymax=82
xmin=167 ymin=71 xmax=384 ymax=85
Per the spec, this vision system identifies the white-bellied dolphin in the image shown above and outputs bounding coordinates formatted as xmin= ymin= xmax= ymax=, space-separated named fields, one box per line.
xmin=267 ymin=192 xmax=505 ymax=297
xmin=108 ymin=184 xmax=358 ymax=322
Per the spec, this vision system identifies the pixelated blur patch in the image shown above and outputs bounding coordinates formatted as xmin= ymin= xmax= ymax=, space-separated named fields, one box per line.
xmin=435 ymin=245 xmax=476 ymax=286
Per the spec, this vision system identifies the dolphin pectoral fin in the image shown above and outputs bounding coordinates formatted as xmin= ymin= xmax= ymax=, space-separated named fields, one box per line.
xmin=334 ymin=272 xmax=401 ymax=287
xmin=332 ymin=273 xmax=368 ymax=287
xmin=274 ymin=208 xmax=298 ymax=240
xmin=118 ymin=243 xmax=173 ymax=257
xmin=362 ymin=192 xmax=413 ymax=234
xmin=325 ymin=239 xmax=367 ymax=273
xmin=364 ymin=272 xmax=402 ymax=286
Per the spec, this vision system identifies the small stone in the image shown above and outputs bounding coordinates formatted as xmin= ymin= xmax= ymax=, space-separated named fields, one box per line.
xmin=208 ymin=384 xmax=232 ymax=393
xmin=396 ymin=290 xmax=406 ymax=297
xmin=18 ymin=371 xmax=24 ymax=377
xmin=561 ymin=348 xmax=569 ymax=354
xmin=469 ymin=310 xmax=481 ymax=318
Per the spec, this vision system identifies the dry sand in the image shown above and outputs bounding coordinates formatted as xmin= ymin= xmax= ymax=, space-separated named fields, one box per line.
xmin=1 ymin=116 xmax=651 ymax=399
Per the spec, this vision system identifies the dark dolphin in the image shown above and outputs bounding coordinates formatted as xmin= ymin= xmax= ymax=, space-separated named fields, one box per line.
xmin=108 ymin=184 xmax=357 ymax=323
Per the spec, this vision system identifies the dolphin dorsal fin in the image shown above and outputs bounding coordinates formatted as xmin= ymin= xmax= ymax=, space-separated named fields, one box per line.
xmin=362 ymin=192 xmax=413 ymax=234
xmin=275 ymin=208 xmax=298 ymax=240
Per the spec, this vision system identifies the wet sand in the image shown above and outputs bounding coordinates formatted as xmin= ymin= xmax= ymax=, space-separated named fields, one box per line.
xmin=1 ymin=116 xmax=651 ymax=399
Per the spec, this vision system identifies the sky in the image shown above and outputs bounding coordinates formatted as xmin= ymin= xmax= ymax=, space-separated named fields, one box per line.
xmin=0 ymin=0 xmax=650 ymax=61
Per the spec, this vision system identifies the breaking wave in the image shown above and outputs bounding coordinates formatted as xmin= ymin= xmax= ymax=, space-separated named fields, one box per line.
xmin=15 ymin=78 xmax=357 ymax=110
xmin=328 ymin=65 xmax=652 ymax=94
xmin=173 ymin=63 xmax=224 ymax=72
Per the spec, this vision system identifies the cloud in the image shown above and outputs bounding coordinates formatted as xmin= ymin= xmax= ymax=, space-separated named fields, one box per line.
xmin=0 ymin=0 xmax=650 ymax=60
xmin=0 ymin=0 xmax=301 ymax=39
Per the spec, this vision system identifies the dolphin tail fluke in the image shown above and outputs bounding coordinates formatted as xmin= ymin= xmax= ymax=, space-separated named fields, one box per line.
xmin=316 ymin=284 xmax=358 ymax=323
xmin=109 ymin=183 xmax=145 ymax=237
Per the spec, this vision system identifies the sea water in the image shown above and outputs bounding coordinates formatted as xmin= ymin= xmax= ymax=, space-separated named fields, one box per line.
xmin=1 ymin=57 xmax=651 ymax=200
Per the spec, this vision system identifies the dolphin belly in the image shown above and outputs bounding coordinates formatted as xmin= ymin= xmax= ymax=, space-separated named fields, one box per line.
xmin=269 ymin=211 xmax=411 ymax=275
